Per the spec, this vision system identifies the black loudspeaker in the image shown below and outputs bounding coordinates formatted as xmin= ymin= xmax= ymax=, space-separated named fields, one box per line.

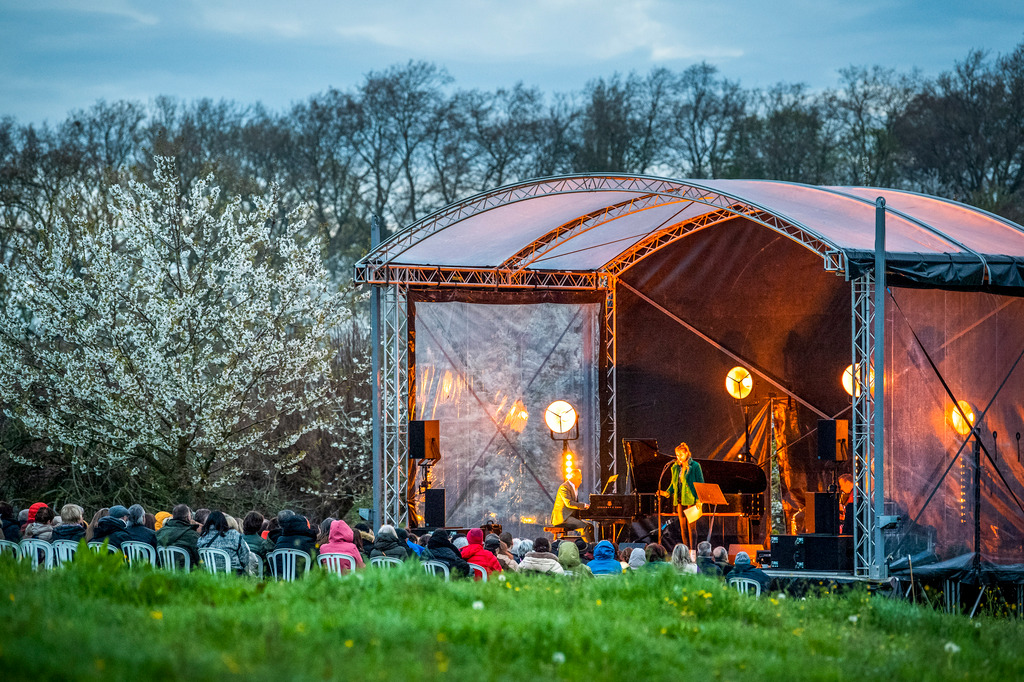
xmin=769 ymin=534 xmax=800 ymax=569
xmin=801 ymin=534 xmax=854 ymax=571
xmin=424 ymin=488 xmax=445 ymax=527
xmin=817 ymin=419 xmax=849 ymax=461
xmin=805 ymin=492 xmax=839 ymax=535
xmin=409 ymin=420 xmax=440 ymax=459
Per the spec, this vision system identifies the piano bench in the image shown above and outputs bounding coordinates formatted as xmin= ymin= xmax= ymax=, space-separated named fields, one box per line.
xmin=543 ymin=526 xmax=580 ymax=540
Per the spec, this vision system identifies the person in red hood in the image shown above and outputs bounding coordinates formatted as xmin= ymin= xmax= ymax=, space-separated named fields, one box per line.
xmin=460 ymin=527 xmax=502 ymax=577
xmin=22 ymin=502 xmax=48 ymax=533
xmin=319 ymin=519 xmax=365 ymax=569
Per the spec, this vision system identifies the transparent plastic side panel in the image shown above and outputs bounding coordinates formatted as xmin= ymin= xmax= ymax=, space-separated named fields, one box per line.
xmin=410 ymin=301 xmax=600 ymax=536
xmin=885 ymin=288 xmax=1024 ymax=564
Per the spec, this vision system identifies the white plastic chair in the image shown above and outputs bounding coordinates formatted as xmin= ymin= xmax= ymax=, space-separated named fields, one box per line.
xmin=317 ymin=552 xmax=357 ymax=576
xmin=19 ymin=539 xmax=54 ymax=570
xmin=52 ymin=540 xmax=80 ymax=565
xmin=122 ymin=541 xmax=157 ymax=567
xmin=157 ymin=545 xmax=191 ymax=572
xmin=87 ymin=541 xmax=121 ymax=555
xmin=369 ymin=556 xmax=403 ymax=569
xmin=468 ymin=563 xmax=488 ymax=581
xmin=422 ymin=560 xmax=451 ymax=581
xmin=728 ymin=576 xmax=762 ymax=597
xmin=199 ymin=547 xmax=233 ymax=574
xmin=595 ymin=572 xmax=619 ymax=578
xmin=267 ymin=549 xmax=312 ymax=581
xmin=0 ymin=539 xmax=19 ymax=559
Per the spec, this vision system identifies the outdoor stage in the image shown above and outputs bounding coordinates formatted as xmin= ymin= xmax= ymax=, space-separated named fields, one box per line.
xmin=355 ymin=174 xmax=1024 ymax=587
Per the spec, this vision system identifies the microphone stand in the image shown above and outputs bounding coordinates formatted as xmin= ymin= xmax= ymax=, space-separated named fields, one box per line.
xmin=656 ymin=460 xmax=674 ymax=545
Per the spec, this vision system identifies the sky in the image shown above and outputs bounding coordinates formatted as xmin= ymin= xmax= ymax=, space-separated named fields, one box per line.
xmin=2 ymin=0 xmax=1023 ymax=125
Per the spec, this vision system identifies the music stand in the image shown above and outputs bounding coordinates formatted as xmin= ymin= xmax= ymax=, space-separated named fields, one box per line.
xmin=694 ymin=482 xmax=727 ymax=544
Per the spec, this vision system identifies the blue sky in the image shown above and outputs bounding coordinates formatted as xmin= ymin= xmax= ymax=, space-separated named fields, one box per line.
xmin=2 ymin=0 xmax=1022 ymax=125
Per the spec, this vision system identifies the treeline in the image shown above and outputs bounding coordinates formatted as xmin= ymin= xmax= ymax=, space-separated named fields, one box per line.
xmin=3 ymin=41 xmax=1024 ymax=274
xmin=1 ymin=43 xmax=1022 ymax=514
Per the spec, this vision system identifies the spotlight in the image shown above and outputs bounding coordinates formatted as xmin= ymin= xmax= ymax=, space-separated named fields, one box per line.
xmin=842 ymin=363 xmax=875 ymax=397
xmin=950 ymin=400 xmax=975 ymax=437
xmin=545 ymin=400 xmax=578 ymax=435
xmin=725 ymin=366 xmax=753 ymax=400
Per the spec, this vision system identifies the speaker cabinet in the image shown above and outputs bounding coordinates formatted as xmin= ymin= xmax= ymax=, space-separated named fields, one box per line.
xmin=409 ymin=420 xmax=440 ymax=459
xmin=424 ymin=488 xmax=446 ymax=528
xmin=817 ymin=419 xmax=849 ymax=461
xmin=805 ymin=492 xmax=839 ymax=535
xmin=770 ymin=534 xmax=852 ymax=571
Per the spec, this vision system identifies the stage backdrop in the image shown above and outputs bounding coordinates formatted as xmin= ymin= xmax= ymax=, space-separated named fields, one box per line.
xmin=409 ymin=295 xmax=600 ymax=536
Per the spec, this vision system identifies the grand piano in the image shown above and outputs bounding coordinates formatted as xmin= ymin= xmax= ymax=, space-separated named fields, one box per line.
xmin=579 ymin=439 xmax=767 ymax=543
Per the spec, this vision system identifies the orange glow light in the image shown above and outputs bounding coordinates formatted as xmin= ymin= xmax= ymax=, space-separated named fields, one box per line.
xmin=842 ymin=364 xmax=875 ymax=397
xmin=725 ymin=366 xmax=753 ymax=400
xmin=950 ymin=400 xmax=975 ymax=437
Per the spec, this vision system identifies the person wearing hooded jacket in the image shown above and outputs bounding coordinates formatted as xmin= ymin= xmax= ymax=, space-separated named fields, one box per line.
xmin=557 ymin=539 xmax=593 ymax=578
xmin=588 ymin=540 xmax=623 ymax=575
xmin=319 ymin=519 xmax=365 ymax=569
xmin=157 ymin=504 xmax=201 ymax=568
xmin=426 ymin=531 xmax=470 ymax=577
xmin=274 ymin=511 xmax=319 ymax=556
xmin=23 ymin=506 xmax=56 ymax=542
xmin=485 ymin=534 xmax=518 ymax=573
xmin=370 ymin=524 xmax=408 ymax=560
xmin=92 ymin=506 xmax=132 ymax=550
xmin=518 ymin=537 xmax=564 ymax=574
xmin=460 ymin=528 xmax=502 ymax=577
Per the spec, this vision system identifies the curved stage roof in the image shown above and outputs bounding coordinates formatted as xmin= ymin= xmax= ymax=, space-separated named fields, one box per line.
xmin=355 ymin=176 xmax=1024 ymax=292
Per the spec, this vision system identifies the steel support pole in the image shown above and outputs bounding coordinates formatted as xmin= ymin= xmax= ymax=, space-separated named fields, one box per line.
xmin=872 ymin=197 xmax=887 ymax=579
xmin=370 ymin=215 xmax=383 ymax=530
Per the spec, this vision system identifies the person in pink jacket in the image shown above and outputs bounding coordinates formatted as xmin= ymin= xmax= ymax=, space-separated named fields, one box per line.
xmin=319 ymin=520 xmax=365 ymax=568
xmin=460 ymin=527 xmax=502 ymax=577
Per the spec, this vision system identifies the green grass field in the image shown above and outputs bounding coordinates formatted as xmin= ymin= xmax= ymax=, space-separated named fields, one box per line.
xmin=0 ymin=551 xmax=1020 ymax=681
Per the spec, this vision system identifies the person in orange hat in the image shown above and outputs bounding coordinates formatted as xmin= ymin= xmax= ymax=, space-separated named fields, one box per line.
xmin=154 ymin=511 xmax=172 ymax=532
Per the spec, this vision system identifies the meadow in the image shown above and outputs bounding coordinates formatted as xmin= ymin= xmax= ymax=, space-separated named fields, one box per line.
xmin=0 ymin=551 xmax=1020 ymax=681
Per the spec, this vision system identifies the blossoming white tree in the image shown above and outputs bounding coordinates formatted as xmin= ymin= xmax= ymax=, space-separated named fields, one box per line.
xmin=0 ymin=158 xmax=349 ymax=494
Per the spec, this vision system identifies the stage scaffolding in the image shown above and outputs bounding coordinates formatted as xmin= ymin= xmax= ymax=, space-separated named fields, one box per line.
xmin=359 ymin=174 xmax=1024 ymax=575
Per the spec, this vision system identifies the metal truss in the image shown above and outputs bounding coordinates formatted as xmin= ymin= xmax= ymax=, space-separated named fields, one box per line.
xmin=380 ymin=283 xmax=410 ymax=527
xmin=851 ymin=273 xmax=878 ymax=577
xmin=602 ymin=279 xmax=618 ymax=486
xmin=354 ymin=175 xmax=845 ymax=289
xmin=354 ymin=263 xmax=605 ymax=290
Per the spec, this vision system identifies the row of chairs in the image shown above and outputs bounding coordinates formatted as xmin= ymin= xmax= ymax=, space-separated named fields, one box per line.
xmin=2 ymin=540 xmax=489 ymax=582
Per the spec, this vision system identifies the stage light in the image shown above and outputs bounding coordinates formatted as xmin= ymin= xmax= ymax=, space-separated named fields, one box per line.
xmin=842 ymin=364 xmax=875 ymax=397
xmin=950 ymin=400 xmax=975 ymax=437
xmin=725 ymin=366 xmax=753 ymax=400
xmin=545 ymin=400 xmax=577 ymax=434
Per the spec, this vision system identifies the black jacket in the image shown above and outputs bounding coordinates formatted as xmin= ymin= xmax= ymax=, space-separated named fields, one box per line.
xmin=426 ymin=534 xmax=470 ymax=576
xmin=697 ymin=556 xmax=724 ymax=578
xmin=156 ymin=518 xmax=200 ymax=567
xmin=730 ymin=563 xmax=772 ymax=592
xmin=274 ymin=515 xmax=318 ymax=555
xmin=91 ymin=517 xmax=131 ymax=550
xmin=370 ymin=535 xmax=409 ymax=560
xmin=51 ymin=523 xmax=86 ymax=543
xmin=126 ymin=524 xmax=159 ymax=550
xmin=3 ymin=518 xmax=21 ymax=542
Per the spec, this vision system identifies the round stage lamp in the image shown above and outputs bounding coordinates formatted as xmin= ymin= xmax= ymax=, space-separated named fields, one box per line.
xmin=950 ymin=400 xmax=975 ymax=437
xmin=545 ymin=400 xmax=578 ymax=434
xmin=842 ymin=364 xmax=875 ymax=397
xmin=725 ymin=366 xmax=753 ymax=400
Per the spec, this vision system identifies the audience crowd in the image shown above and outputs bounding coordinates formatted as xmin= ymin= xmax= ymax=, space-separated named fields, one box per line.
xmin=0 ymin=499 xmax=773 ymax=590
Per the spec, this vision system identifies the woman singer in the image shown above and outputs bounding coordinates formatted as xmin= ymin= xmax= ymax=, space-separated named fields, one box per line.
xmin=661 ymin=442 xmax=703 ymax=547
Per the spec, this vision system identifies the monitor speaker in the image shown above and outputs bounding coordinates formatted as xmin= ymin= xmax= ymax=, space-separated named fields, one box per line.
xmin=817 ymin=419 xmax=849 ymax=461
xmin=424 ymin=488 xmax=446 ymax=528
xmin=805 ymin=492 xmax=839 ymax=535
xmin=409 ymin=420 xmax=440 ymax=459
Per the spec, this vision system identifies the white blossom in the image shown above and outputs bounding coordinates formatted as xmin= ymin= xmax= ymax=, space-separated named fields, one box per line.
xmin=0 ymin=158 xmax=351 ymax=491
